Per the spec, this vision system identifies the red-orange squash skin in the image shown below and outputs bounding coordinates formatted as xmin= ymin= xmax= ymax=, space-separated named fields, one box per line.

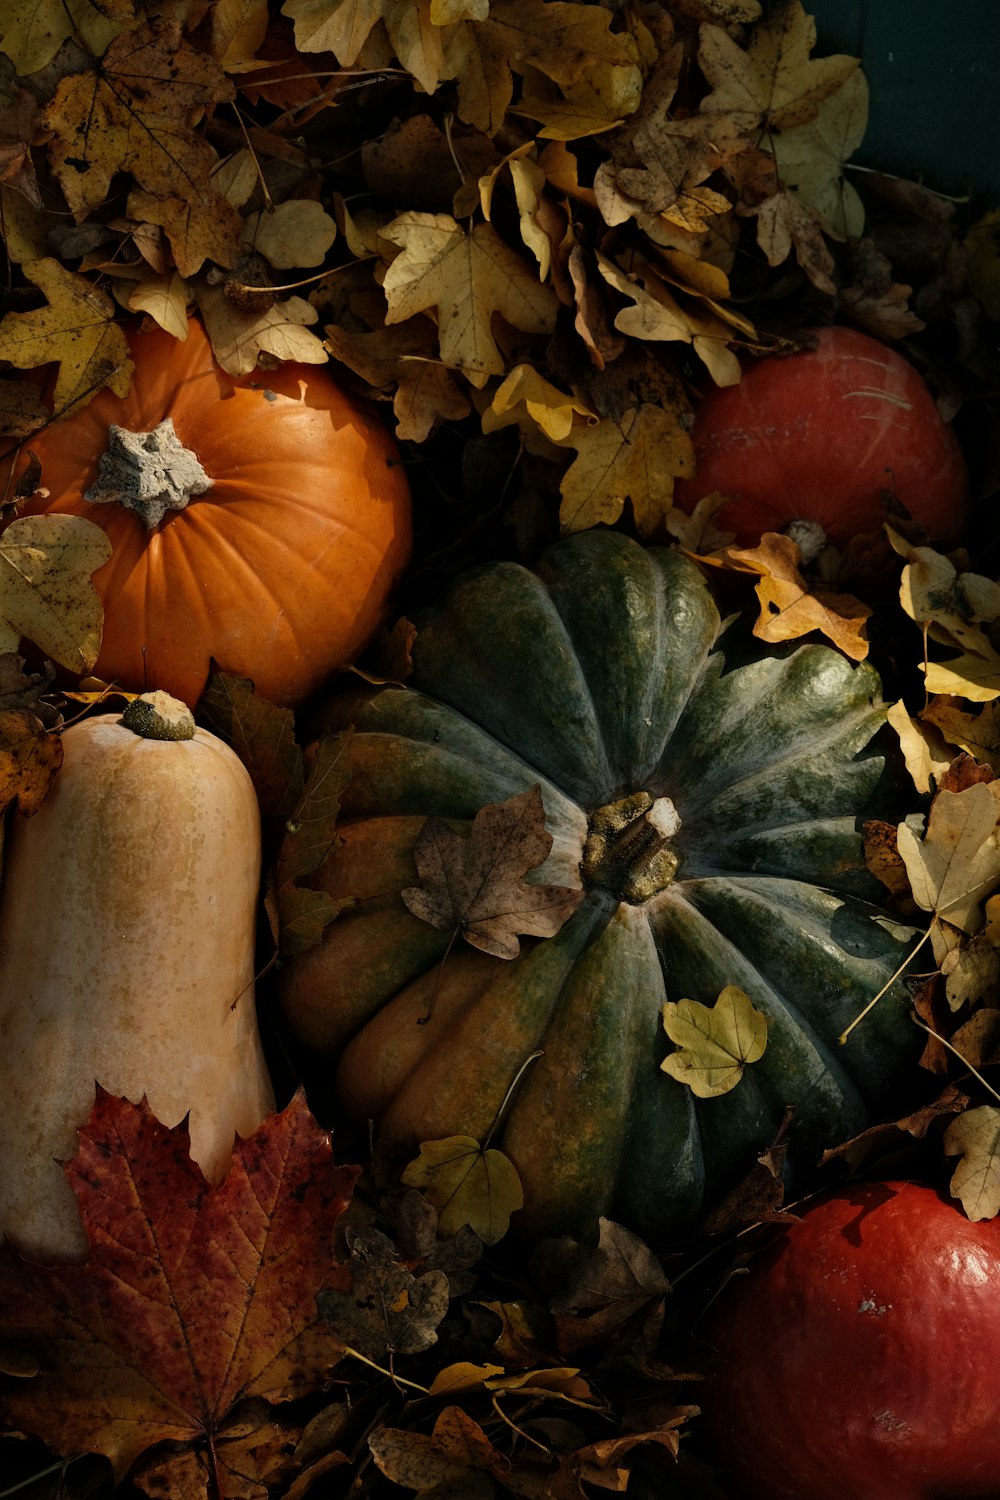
xmin=16 ymin=317 xmax=412 ymax=708
xmin=675 ymin=326 xmax=969 ymax=546
xmin=699 ymin=1180 xmax=1000 ymax=1500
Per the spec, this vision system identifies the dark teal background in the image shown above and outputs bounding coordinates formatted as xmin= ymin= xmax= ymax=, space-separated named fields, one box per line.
xmin=805 ymin=0 xmax=1000 ymax=203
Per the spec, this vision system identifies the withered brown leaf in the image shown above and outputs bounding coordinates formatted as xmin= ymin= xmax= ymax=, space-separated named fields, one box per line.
xmin=402 ymin=784 xmax=583 ymax=960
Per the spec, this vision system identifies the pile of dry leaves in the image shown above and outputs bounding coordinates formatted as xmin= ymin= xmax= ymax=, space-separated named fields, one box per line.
xmin=0 ymin=0 xmax=999 ymax=1495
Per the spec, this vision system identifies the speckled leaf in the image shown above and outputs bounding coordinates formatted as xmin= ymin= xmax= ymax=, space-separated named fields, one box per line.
xmin=0 ymin=1091 xmax=359 ymax=1481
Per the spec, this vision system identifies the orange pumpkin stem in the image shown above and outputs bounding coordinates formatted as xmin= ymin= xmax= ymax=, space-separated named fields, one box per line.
xmin=85 ymin=417 xmax=213 ymax=529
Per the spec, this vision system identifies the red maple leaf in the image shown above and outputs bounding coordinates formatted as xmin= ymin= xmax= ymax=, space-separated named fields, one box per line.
xmin=0 ymin=1089 xmax=359 ymax=1485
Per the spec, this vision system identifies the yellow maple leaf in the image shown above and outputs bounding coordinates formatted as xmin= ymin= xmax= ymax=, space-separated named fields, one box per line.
xmin=897 ymin=782 xmax=1000 ymax=934
xmin=442 ymin=0 xmax=639 ymax=135
xmin=595 ymin=252 xmax=742 ymax=385
xmin=43 ymin=19 xmax=236 ymax=221
xmin=124 ymin=273 xmax=192 ymax=341
xmin=380 ymin=213 xmax=558 ymax=380
xmin=922 ymin=699 xmax=1000 ymax=775
xmin=0 ymin=0 xmax=131 ymax=77
xmin=0 ymin=515 xmax=113 ymax=673
xmin=282 ymin=0 xmax=386 ymax=64
xmin=770 ymin=68 xmax=868 ymax=238
xmin=483 ymin=364 xmax=594 ymax=444
xmin=698 ymin=0 xmax=859 ymax=132
xmin=401 ymin=1135 xmax=523 ymax=1244
xmin=125 ymin=190 xmax=242 ymax=279
xmin=944 ymin=1106 xmax=1000 ymax=1221
xmin=0 ymin=258 xmax=132 ymax=415
xmin=203 ymin=0 xmax=270 ymax=69
xmin=324 ymin=315 xmax=472 ymax=442
xmin=892 ymin=534 xmax=1000 ymax=703
xmin=196 ymin=287 xmax=328 ymax=374
xmin=516 ymin=52 xmax=642 ymax=140
xmin=661 ymin=985 xmax=768 ymax=1099
xmin=753 ymin=188 xmax=837 ymax=293
xmin=556 ymin=403 xmax=694 ymax=536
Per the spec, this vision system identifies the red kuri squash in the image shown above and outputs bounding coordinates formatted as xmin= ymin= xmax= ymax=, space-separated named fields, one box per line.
xmin=675 ymin=326 xmax=969 ymax=549
xmin=699 ymin=1179 xmax=1000 ymax=1500
xmin=11 ymin=317 xmax=412 ymax=708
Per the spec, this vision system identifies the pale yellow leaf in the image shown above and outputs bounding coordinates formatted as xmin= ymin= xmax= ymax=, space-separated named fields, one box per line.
xmin=923 ymin=699 xmax=1000 ymax=775
xmin=886 ymin=699 xmax=952 ymax=796
xmin=897 ymin=782 xmax=1000 ymax=933
xmin=941 ymin=934 xmax=1000 ymax=1012
xmin=196 ymin=288 xmax=327 ymax=374
xmin=383 ymin=0 xmax=448 ymax=94
xmin=244 ymin=200 xmax=338 ymax=269
xmin=0 ymin=515 xmax=113 ymax=673
xmin=518 ymin=56 xmax=643 ymax=141
xmin=282 ymin=0 xmax=385 ymax=63
xmin=661 ymin=984 xmax=768 ymax=1098
xmin=381 ymin=213 xmax=558 ymax=380
xmin=944 ymin=1106 xmax=1000 ymax=1221
xmin=924 ymin=654 xmax=1000 ymax=704
xmin=212 ymin=150 xmax=260 ymax=209
xmin=698 ymin=1 xmax=859 ymax=131
xmin=770 ymin=68 xmax=868 ymax=238
xmin=484 ymin=364 xmax=594 ymax=444
xmin=207 ymin=0 xmax=270 ymax=68
xmin=125 ymin=273 xmax=192 ymax=341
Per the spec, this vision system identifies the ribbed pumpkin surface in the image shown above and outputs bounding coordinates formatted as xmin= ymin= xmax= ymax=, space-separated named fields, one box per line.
xmin=279 ymin=531 xmax=920 ymax=1242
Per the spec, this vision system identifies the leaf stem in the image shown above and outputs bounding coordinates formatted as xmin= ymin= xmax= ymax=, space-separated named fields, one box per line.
xmin=343 ymin=1346 xmax=430 ymax=1393
xmin=484 ymin=1050 xmax=544 ymax=1150
xmin=913 ymin=1020 xmax=1000 ymax=1107
xmin=838 ymin=924 xmax=933 ymax=1044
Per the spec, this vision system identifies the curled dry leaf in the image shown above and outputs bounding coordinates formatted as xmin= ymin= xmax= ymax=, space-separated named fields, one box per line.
xmin=709 ymin=532 xmax=872 ymax=661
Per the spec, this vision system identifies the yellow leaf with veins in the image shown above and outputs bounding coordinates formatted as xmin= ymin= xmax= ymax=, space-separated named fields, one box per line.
xmin=0 ymin=259 xmax=132 ymax=416
xmin=897 ymin=781 xmax=1000 ymax=933
xmin=381 ymin=213 xmax=558 ymax=380
xmin=661 ymin=986 xmax=768 ymax=1099
xmin=556 ymin=404 xmax=693 ymax=536
xmin=944 ymin=1107 xmax=1000 ymax=1222
xmin=698 ymin=0 xmax=859 ymax=131
xmin=402 ymin=1136 xmax=523 ymax=1244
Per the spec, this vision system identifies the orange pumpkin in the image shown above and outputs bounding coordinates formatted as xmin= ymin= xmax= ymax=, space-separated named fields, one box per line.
xmin=12 ymin=317 xmax=412 ymax=708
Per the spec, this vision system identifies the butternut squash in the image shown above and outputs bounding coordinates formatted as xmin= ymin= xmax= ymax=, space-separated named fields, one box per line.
xmin=0 ymin=692 xmax=274 ymax=1262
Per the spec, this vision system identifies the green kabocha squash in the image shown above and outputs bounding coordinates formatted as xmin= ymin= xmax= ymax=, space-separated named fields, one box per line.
xmin=279 ymin=531 xmax=920 ymax=1243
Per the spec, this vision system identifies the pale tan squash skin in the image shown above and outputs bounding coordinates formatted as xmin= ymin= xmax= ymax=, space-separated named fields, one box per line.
xmin=0 ymin=701 xmax=274 ymax=1262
